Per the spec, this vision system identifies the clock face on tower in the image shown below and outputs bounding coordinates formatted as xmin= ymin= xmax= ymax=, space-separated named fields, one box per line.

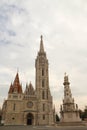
xmin=27 ymin=101 xmax=33 ymax=108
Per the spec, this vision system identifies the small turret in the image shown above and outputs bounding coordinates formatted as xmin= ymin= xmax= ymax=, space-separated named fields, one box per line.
xmin=24 ymin=82 xmax=35 ymax=95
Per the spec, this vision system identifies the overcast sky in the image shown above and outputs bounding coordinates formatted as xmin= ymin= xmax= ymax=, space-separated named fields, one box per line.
xmin=0 ymin=0 xmax=87 ymax=113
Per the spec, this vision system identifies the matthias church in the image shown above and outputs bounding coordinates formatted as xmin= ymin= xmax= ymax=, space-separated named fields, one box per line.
xmin=1 ymin=36 xmax=55 ymax=125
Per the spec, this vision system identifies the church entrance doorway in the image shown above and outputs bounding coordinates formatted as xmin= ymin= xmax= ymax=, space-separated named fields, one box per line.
xmin=27 ymin=113 xmax=33 ymax=125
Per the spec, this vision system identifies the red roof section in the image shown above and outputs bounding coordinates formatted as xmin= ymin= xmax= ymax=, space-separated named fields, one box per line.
xmin=8 ymin=73 xmax=23 ymax=94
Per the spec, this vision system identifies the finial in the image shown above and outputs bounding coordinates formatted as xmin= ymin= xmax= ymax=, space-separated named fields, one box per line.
xmin=40 ymin=35 xmax=44 ymax=52
xmin=41 ymin=35 xmax=43 ymax=41
xmin=64 ymin=72 xmax=66 ymax=76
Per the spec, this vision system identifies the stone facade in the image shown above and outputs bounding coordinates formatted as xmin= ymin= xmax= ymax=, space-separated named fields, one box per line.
xmin=2 ymin=36 xmax=55 ymax=125
xmin=60 ymin=73 xmax=81 ymax=122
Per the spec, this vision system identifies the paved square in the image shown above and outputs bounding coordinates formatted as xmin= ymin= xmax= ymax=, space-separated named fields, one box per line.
xmin=0 ymin=126 xmax=87 ymax=130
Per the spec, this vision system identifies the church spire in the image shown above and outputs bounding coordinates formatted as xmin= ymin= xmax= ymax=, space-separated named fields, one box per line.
xmin=13 ymin=72 xmax=20 ymax=85
xmin=13 ymin=72 xmax=22 ymax=93
xmin=40 ymin=35 xmax=44 ymax=52
xmin=8 ymin=72 xmax=23 ymax=94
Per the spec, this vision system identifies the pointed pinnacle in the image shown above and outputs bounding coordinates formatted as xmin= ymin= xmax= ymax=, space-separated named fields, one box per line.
xmin=40 ymin=35 xmax=44 ymax=52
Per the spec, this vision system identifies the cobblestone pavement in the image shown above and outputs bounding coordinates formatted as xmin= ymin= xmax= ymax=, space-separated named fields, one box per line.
xmin=0 ymin=126 xmax=87 ymax=130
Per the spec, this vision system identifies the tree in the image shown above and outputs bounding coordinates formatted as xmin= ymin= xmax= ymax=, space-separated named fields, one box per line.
xmin=79 ymin=106 xmax=87 ymax=120
xmin=79 ymin=109 xmax=84 ymax=120
xmin=56 ymin=114 xmax=60 ymax=122
xmin=84 ymin=107 xmax=87 ymax=119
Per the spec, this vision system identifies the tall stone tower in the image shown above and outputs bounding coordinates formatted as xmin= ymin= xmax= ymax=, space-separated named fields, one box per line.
xmin=35 ymin=35 xmax=54 ymax=125
xmin=60 ymin=73 xmax=81 ymax=122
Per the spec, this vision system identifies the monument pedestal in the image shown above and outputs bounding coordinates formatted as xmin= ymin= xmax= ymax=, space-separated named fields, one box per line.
xmin=60 ymin=111 xmax=81 ymax=122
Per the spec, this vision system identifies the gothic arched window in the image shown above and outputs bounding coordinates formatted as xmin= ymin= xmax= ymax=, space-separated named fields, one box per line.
xmin=42 ymin=68 xmax=44 ymax=76
xmin=43 ymin=103 xmax=45 ymax=111
xmin=13 ymin=103 xmax=15 ymax=111
xmin=42 ymin=80 xmax=45 ymax=87
xmin=42 ymin=91 xmax=45 ymax=99
xmin=43 ymin=115 xmax=45 ymax=120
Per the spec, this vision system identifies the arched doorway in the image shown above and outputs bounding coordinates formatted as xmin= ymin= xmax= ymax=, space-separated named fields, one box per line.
xmin=27 ymin=113 xmax=33 ymax=125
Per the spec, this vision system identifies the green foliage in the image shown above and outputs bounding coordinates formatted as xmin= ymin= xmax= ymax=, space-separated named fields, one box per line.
xmin=79 ymin=108 xmax=87 ymax=120
xmin=56 ymin=114 xmax=60 ymax=122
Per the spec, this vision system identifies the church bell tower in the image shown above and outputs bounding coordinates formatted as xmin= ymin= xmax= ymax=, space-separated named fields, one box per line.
xmin=35 ymin=36 xmax=54 ymax=125
xmin=35 ymin=35 xmax=49 ymax=97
